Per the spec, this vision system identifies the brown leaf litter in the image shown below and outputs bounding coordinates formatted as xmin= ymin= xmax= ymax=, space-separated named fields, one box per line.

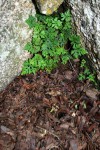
xmin=0 ymin=62 xmax=100 ymax=150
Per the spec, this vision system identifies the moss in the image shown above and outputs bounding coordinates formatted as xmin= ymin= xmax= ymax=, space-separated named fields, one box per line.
xmin=47 ymin=9 xmax=52 ymax=15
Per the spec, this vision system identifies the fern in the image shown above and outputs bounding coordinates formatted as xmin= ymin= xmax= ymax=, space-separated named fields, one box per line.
xmin=22 ymin=11 xmax=88 ymax=75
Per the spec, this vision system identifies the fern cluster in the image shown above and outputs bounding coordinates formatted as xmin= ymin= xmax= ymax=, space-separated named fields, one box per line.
xmin=79 ymin=59 xmax=96 ymax=83
xmin=22 ymin=11 xmax=87 ymax=75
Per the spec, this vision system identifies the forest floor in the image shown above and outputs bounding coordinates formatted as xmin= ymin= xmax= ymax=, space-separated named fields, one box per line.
xmin=0 ymin=60 xmax=100 ymax=150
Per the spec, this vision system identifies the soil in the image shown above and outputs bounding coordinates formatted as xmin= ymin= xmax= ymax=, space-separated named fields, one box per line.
xmin=0 ymin=60 xmax=100 ymax=150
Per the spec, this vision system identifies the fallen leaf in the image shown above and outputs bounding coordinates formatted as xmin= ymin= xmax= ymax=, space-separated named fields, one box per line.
xmin=46 ymin=143 xmax=58 ymax=150
xmin=85 ymin=88 xmax=99 ymax=100
xmin=70 ymin=139 xmax=78 ymax=150
xmin=65 ymin=71 xmax=73 ymax=80
xmin=60 ymin=123 xmax=70 ymax=130
xmin=47 ymin=90 xmax=61 ymax=96
xmin=87 ymin=123 xmax=96 ymax=132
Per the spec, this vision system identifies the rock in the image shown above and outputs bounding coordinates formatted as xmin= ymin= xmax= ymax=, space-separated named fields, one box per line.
xmin=35 ymin=0 xmax=64 ymax=15
xmin=68 ymin=0 xmax=100 ymax=79
xmin=0 ymin=0 xmax=36 ymax=91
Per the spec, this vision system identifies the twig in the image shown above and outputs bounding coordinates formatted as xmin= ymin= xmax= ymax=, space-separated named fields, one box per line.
xmin=69 ymin=60 xmax=77 ymax=73
xmin=36 ymin=125 xmax=60 ymax=140
xmin=70 ymin=95 xmax=83 ymax=109
xmin=85 ymin=132 xmax=98 ymax=150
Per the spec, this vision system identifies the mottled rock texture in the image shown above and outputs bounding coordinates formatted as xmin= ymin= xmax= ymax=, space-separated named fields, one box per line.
xmin=0 ymin=0 xmax=36 ymax=91
xmin=35 ymin=0 xmax=64 ymax=14
xmin=68 ymin=0 xmax=100 ymax=79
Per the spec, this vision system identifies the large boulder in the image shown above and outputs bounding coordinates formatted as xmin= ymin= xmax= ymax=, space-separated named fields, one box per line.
xmin=68 ymin=0 xmax=100 ymax=79
xmin=0 ymin=0 xmax=36 ymax=91
xmin=35 ymin=0 xmax=64 ymax=15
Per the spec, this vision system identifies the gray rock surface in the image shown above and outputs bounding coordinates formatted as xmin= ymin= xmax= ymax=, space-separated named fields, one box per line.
xmin=0 ymin=0 xmax=36 ymax=91
xmin=68 ymin=0 xmax=100 ymax=79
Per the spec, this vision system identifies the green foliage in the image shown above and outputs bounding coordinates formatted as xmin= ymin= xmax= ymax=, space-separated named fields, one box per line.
xmin=69 ymin=35 xmax=88 ymax=58
xmin=79 ymin=59 xmax=96 ymax=84
xmin=22 ymin=11 xmax=88 ymax=75
xmin=25 ymin=15 xmax=37 ymax=28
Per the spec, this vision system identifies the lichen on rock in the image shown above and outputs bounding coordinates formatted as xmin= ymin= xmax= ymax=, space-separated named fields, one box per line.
xmin=35 ymin=0 xmax=64 ymax=15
